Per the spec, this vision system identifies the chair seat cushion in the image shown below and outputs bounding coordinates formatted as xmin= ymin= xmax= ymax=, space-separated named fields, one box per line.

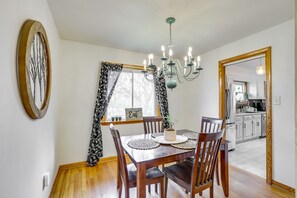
xmin=163 ymin=161 xmax=193 ymax=187
xmin=127 ymin=164 xmax=164 ymax=181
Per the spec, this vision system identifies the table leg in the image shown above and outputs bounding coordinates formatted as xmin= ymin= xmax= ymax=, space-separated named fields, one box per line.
xmin=137 ymin=163 xmax=146 ymax=198
xmin=220 ymin=144 xmax=229 ymax=197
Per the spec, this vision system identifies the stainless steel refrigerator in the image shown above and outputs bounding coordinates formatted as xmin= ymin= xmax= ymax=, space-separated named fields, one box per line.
xmin=225 ymin=81 xmax=236 ymax=151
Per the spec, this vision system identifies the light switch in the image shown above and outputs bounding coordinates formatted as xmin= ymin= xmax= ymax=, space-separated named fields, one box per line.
xmin=273 ymin=96 xmax=281 ymax=105
xmin=43 ymin=172 xmax=50 ymax=190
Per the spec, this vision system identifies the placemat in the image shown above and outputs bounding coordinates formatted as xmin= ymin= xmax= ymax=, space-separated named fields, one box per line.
xmin=182 ymin=131 xmax=199 ymax=140
xmin=171 ymin=140 xmax=197 ymax=150
xmin=151 ymin=132 xmax=164 ymax=138
xmin=127 ymin=139 xmax=160 ymax=150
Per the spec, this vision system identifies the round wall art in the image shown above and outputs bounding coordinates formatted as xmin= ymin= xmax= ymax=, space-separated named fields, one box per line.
xmin=17 ymin=19 xmax=51 ymax=119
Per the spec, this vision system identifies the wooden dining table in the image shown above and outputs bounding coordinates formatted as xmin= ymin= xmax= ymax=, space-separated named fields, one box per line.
xmin=121 ymin=129 xmax=229 ymax=198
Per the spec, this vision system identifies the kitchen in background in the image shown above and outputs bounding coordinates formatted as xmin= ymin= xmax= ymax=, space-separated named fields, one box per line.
xmin=225 ymin=55 xmax=267 ymax=179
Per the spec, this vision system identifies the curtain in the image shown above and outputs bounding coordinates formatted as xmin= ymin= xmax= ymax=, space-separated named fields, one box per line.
xmin=154 ymin=73 xmax=170 ymax=128
xmin=87 ymin=62 xmax=123 ymax=166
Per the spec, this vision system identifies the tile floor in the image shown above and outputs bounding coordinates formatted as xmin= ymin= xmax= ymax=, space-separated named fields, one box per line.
xmin=229 ymin=138 xmax=266 ymax=178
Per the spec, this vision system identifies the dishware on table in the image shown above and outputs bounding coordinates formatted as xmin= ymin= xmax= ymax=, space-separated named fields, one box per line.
xmin=154 ymin=135 xmax=188 ymax=144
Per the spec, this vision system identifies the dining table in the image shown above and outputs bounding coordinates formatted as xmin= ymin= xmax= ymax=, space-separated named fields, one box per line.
xmin=120 ymin=129 xmax=229 ymax=198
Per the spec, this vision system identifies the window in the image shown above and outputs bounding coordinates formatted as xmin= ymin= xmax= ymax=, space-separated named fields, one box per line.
xmin=104 ymin=66 xmax=157 ymax=122
xmin=234 ymin=82 xmax=246 ymax=101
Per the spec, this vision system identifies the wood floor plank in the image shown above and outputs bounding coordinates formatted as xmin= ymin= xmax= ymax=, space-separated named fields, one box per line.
xmin=51 ymin=160 xmax=294 ymax=198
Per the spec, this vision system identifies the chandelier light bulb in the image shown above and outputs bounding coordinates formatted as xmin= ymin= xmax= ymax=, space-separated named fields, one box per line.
xmin=197 ymin=56 xmax=201 ymax=62
xmin=161 ymin=45 xmax=165 ymax=52
xmin=189 ymin=46 xmax=192 ymax=52
xmin=169 ymin=49 xmax=173 ymax=57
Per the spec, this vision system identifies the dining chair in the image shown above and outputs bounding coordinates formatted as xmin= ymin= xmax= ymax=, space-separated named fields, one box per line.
xmin=201 ymin=116 xmax=224 ymax=186
xmin=110 ymin=124 xmax=165 ymax=198
xmin=143 ymin=116 xmax=164 ymax=134
xmin=164 ymin=130 xmax=224 ymax=198
xmin=187 ymin=116 xmax=224 ymax=186
xmin=142 ymin=116 xmax=164 ymax=194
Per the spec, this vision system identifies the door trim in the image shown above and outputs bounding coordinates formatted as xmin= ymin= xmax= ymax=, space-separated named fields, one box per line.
xmin=218 ymin=47 xmax=272 ymax=184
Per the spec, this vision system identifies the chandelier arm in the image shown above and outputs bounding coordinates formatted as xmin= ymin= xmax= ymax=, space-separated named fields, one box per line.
xmin=183 ymin=71 xmax=201 ymax=81
xmin=174 ymin=59 xmax=192 ymax=77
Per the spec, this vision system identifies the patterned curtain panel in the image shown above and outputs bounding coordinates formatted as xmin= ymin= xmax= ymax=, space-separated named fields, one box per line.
xmin=154 ymin=73 xmax=170 ymax=128
xmin=87 ymin=62 xmax=123 ymax=166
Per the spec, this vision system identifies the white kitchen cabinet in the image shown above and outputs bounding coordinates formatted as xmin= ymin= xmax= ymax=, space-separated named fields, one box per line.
xmin=252 ymin=115 xmax=261 ymax=137
xmin=243 ymin=116 xmax=253 ymax=140
xmin=247 ymin=82 xmax=257 ymax=99
xmin=235 ymin=116 xmax=243 ymax=142
xmin=247 ymin=80 xmax=266 ymax=99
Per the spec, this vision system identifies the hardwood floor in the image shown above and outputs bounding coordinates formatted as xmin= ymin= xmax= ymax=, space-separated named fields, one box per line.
xmin=51 ymin=160 xmax=294 ymax=198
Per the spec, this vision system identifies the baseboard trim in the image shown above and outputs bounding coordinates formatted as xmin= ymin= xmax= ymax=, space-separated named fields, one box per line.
xmin=272 ymin=180 xmax=295 ymax=194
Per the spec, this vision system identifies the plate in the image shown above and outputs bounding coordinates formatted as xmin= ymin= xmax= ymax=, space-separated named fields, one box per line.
xmin=154 ymin=135 xmax=188 ymax=144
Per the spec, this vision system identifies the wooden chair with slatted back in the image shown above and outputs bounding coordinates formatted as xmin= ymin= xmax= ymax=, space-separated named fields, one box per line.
xmin=164 ymin=130 xmax=224 ymax=198
xmin=143 ymin=116 xmax=164 ymax=134
xmin=142 ymin=116 xmax=164 ymax=193
xmin=110 ymin=124 xmax=165 ymax=198
xmin=200 ymin=116 xmax=224 ymax=186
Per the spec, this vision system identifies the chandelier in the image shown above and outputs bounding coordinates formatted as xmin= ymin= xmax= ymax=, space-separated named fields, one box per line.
xmin=142 ymin=17 xmax=203 ymax=90
xmin=256 ymin=57 xmax=265 ymax=75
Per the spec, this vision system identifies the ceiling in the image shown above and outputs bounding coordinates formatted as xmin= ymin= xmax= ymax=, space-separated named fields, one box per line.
xmin=48 ymin=0 xmax=294 ymax=58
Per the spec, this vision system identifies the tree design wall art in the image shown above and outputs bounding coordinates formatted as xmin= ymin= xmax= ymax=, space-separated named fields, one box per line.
xmin=17 ymin=20 xmax=51 ymax=119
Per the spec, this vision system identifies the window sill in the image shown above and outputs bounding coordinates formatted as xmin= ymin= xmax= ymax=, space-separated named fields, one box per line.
xmin=101 ymin=119 xmax=143 ymax=126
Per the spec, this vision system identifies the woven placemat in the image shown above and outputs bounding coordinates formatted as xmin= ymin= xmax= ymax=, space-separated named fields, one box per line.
xmin=171 ymin=140 xmax=197 ymax=150
xmin=151 ymin=132 xmax=164 ymax=138
xmin=182 ymin=132 xmax=199 ymax=140
xmin=127 ymin=139 xmax=160 ymax=150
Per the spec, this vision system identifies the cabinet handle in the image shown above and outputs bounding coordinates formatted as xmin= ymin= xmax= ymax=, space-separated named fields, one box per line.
xmin=236 ymin=125 xmax=237 ymax=130
xmin=243 ymin=123 xmax=246 ymax=128
xmin=257 ymin=122 xmax=259 ymax=126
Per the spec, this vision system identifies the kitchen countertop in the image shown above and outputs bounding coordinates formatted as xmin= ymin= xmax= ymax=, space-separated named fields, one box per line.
xmin=236 ymin=111 xmax=266 ymax=116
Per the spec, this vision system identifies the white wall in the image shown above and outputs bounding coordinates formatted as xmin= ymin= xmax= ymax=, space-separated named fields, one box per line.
xmin=57 ymin=40 xmax=187 ymax=165
xmin=183 ymin=20 xmax=295 ymax=187
xmin=0 ymin=0 xmax=60 ymax=197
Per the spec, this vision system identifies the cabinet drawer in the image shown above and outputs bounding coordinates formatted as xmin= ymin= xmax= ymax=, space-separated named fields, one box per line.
xmin=236 ymin=116 xmax=243 ymax=122
xmin=253 ymin=115 xmax=261 ymax=119
xmin=243 ymin=115 xmax=253 ymax=121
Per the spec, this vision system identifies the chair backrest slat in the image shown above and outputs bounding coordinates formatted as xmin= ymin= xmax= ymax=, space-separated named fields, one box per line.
xmin=200 ymin=116 xmax=224 ymax=133
xmin=109 ymin=124 xmax=129 ymax=185
xmin=191 ymin=130 xmax=224 ymax=188
xmin=143 ymin=116 xmax=164 ymax=134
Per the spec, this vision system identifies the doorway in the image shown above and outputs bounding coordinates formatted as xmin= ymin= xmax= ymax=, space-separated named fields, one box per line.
xmin=218 ymin=47 xmax=272 ymax=184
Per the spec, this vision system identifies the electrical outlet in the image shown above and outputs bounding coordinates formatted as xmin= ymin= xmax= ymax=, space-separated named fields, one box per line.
xmin=43 ymin=173 xmax=50 ymax=190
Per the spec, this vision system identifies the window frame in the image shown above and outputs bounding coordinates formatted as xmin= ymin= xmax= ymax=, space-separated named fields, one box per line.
xmin=101 ymin=63 xmax=160 ymax=126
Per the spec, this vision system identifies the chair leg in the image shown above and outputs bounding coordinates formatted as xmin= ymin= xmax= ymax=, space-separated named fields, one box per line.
xmin=160 ymin=179 xmax=164 ymax=198
xmin=216 ymin=160 xmax=220 ymax=185
xmin=148 ymin=185 xmax=151 ymax=193
xmin=155 ymin=183 xmax=158 ymax=194
xmin=117 ymin=178 xmax=122 ymax=198
xmin=210 ymin=185 xmax=214 ymax=198
xmin=164 ymin=174 xmax=168 ymax=198
xmin=124 ymin=185 xmax=129 ymax=198
xmin=199 ymin=192 xmax=202 ymax=196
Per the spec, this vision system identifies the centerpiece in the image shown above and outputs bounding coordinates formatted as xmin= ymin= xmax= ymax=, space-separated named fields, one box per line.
xmin=164 ymin=115 xmax=176 ymax=141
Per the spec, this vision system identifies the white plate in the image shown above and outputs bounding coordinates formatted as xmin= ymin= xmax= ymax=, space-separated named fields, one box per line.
xmin=154 ymin=135 xmax=188 ymax=144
